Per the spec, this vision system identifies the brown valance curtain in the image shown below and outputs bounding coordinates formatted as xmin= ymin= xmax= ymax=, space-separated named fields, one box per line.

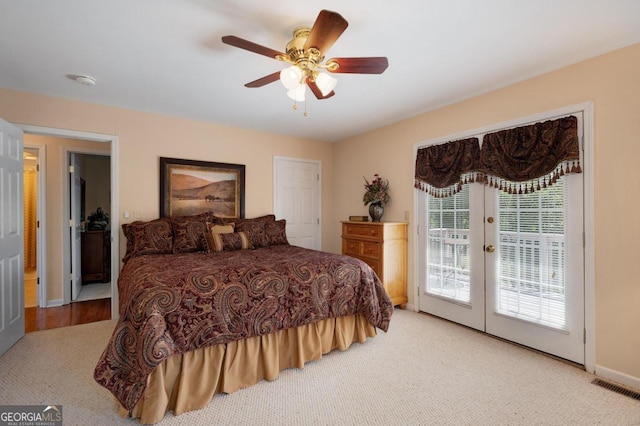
xmin=415 ymin=115 xmax=582 ymax=197
xmin=414 ymin=137 xmax=481 ymax=198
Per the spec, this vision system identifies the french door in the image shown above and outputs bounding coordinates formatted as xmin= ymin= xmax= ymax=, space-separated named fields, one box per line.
xmin=418 ymin=122 xmax=585 ymax=364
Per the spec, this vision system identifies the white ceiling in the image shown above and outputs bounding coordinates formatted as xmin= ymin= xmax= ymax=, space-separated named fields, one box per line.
xmin=1 ymin=1 xmax=639 ymax=142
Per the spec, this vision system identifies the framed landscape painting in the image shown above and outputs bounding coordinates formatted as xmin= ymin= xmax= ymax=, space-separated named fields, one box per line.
xmin=160 ymin=157 xmax=245 ymax=218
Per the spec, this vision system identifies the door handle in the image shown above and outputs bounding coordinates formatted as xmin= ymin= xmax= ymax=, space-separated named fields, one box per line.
xmin=486 ymin=245 xmax=495 ymax=253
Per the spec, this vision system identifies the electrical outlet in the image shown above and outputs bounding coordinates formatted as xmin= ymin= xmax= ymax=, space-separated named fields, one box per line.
xmin=404 ymin=210 xmax=409 ymax=221
xmin=123 ymin=211 xmax=130 ymax=219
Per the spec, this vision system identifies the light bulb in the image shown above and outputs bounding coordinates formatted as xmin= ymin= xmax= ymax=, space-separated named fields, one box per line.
xmin=315 ymin=72 xmax=337 ymax=96
xmin=280 ymin=66 xmax=302 ymax=90
xmin=286 ymin=84 xmax=306 ymax=102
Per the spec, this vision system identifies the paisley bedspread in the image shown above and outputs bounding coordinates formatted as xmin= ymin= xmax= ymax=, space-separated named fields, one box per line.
xmin=94 ymin=245 xmax=393 ymax=411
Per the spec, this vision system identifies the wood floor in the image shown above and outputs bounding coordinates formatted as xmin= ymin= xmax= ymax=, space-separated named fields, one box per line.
xmin=25 ymin=298 xmax=111 ymax=333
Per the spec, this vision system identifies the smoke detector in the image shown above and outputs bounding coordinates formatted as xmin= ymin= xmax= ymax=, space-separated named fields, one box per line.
xmin=69 ymin=74 xmax=96 ymax=86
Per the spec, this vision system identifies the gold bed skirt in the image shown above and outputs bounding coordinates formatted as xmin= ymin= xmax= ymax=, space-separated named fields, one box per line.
xmin=120 ymin=314 xmax=376 ymax=424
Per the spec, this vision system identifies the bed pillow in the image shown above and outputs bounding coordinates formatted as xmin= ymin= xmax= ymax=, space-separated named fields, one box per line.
xmin=205 ymin=231 xmax=254 ymax=252
xmin=233 ymin=214 xmax=276 ymax=226
xmin=203 ymin=222 xmax=235 ymax=252
xmin=235 ymin=220 xmax=269 ymax=248
xmin=170 ymin=212 xmax=213 ymax=254
xmin=264 ymin=219 xmax=289 ymax=246
xmin=210 ymin=223 xmax=235 ymax=234
xmin=122 ymin=217 xmax=173 ymax=261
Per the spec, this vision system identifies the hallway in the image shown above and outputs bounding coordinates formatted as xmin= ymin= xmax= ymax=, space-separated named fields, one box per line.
xmin=25 ymin=298 xmax=111 ymax=333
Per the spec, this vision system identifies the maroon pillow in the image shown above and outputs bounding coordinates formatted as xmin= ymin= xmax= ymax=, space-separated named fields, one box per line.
xmin=122 ymin=217 xmax=173 ymax=261
xmin=264 ymin=219 xmax=289 ymax=246
xmin=170 ymin=212 xmax=213 ymax=253
xmin=204 ymin=231 xmax=254 ymax=252
xmin=231 ymin=215 xmax=276 ymax=248
xmin=233 ymin=214 xmax=275 ymax=226
xmin=235 ymin=220 xmax=269 ymax=248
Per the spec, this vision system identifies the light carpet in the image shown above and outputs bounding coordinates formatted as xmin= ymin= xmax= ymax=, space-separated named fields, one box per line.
xmin=1 ymin=309 xmax=638 ymax=425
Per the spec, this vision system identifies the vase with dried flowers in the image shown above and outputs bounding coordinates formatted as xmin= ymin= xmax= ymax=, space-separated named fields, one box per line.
xmin=363 ymin=174 xmax=390 ymax=222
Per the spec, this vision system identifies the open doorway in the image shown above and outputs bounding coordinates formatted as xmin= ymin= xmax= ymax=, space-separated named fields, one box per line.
xmin=19 ymin=125 xmax=120 ymax=325
xmin=70 ymin=152 xmax=112 ymax=303
xmin=23 ymin=147 xmax=40 ymax=308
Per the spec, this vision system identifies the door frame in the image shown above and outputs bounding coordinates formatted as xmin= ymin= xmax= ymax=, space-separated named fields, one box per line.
xmin=22 ymin=143 xmax=47 ymax=307
xmin=16 ymin=124 xmax=120 ymax=320
xmin=412 ymin=101 xmax=595 ymax=373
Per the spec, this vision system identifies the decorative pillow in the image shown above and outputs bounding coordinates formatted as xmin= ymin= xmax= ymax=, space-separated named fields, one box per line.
xmin=170 ymin=212 xmax=213 ymax=254
xmin=264 ymin=219 xmax=289 ymax=246
xmin=122 ymin=217 xmax=173 ymax=261
xmin=203 ymin=222 xmax=235 ymax=252
xmin=205 ymin=231 xmax=254 ymax=252
xmin=210 ymin=223 xmax=235 ymax=234
xmin=233 ymin=214 xmax=276 ymax=226
xmin=235 ymin=220 xmax=269 ymax=248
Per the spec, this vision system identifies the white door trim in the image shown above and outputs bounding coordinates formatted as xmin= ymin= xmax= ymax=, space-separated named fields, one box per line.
xmin=15 ymin=124 xmax=121 ymax=320
xmin=62 ymin=148 xmax=111 ymax=306
xmin=412 ymin=101 xmax=595 ymax=373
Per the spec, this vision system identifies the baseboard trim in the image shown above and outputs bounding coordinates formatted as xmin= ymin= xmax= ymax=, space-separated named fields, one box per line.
xmin=45 ymin=298 xmax=63 ymax=307
xmin=595 ymin=365 xmax=640 ymax=392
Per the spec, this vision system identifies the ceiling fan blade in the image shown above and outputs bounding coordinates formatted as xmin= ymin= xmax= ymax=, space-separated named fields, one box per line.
xmin=222 ymin=35 xmax=284 ymax=59
xmin=326 ymin=57 xmax=389 ymax=74
xmin=304 ymin=10 xmax=348 ymax=53
xmin=306 ymin=77 xmax=335 ymax=100
xmin=245 ymin=71 xmax=281 ymax=88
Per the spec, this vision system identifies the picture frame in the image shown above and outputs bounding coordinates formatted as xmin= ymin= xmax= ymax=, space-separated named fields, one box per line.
xmin=159 ymin=157 xmax=245 ymax=218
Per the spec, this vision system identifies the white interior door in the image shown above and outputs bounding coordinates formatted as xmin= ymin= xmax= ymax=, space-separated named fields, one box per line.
xmin=70 ymin=153 xmax=82 ymax=301
xmin=0 ymin=117 xmax=24 ymax=356
xmin=273 ymin=157 xmax=320 ymax=249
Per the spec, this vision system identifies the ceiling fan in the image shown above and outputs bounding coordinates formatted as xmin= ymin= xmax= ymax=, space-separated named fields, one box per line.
xmin=221 ymin=10 xmax=388 ymax=106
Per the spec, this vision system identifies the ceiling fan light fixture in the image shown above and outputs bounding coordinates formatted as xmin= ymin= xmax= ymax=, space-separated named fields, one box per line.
xmin=315 ymin=72 xmax=337 ymax=96
xmin=280 ymin=65 xmax=302 ymax=90
xmin=286 ymin=84 xmax=306 ymax=102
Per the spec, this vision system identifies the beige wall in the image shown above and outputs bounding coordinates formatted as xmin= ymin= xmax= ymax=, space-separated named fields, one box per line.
xmin=331 ymin=43 xmax=640 ymax=383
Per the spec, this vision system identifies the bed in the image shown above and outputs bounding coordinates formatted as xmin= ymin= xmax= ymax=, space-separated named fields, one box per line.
xmin=94 ymin=213 xmax=394 ymax=424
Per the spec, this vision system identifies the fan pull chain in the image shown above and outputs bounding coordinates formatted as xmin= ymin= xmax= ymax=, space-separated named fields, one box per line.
xmin=290 ymin=100 xmax=309 ymax=116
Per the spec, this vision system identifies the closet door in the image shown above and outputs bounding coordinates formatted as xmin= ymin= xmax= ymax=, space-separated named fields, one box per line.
xmin=273 ymin=157 xmax=320 ymax=250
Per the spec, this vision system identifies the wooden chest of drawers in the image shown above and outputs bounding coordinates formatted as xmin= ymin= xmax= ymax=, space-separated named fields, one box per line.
xmin=81 ymin=229 xmax=111 ymax=283
xmin=341 ymin=221 xmax=408 ymax=307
